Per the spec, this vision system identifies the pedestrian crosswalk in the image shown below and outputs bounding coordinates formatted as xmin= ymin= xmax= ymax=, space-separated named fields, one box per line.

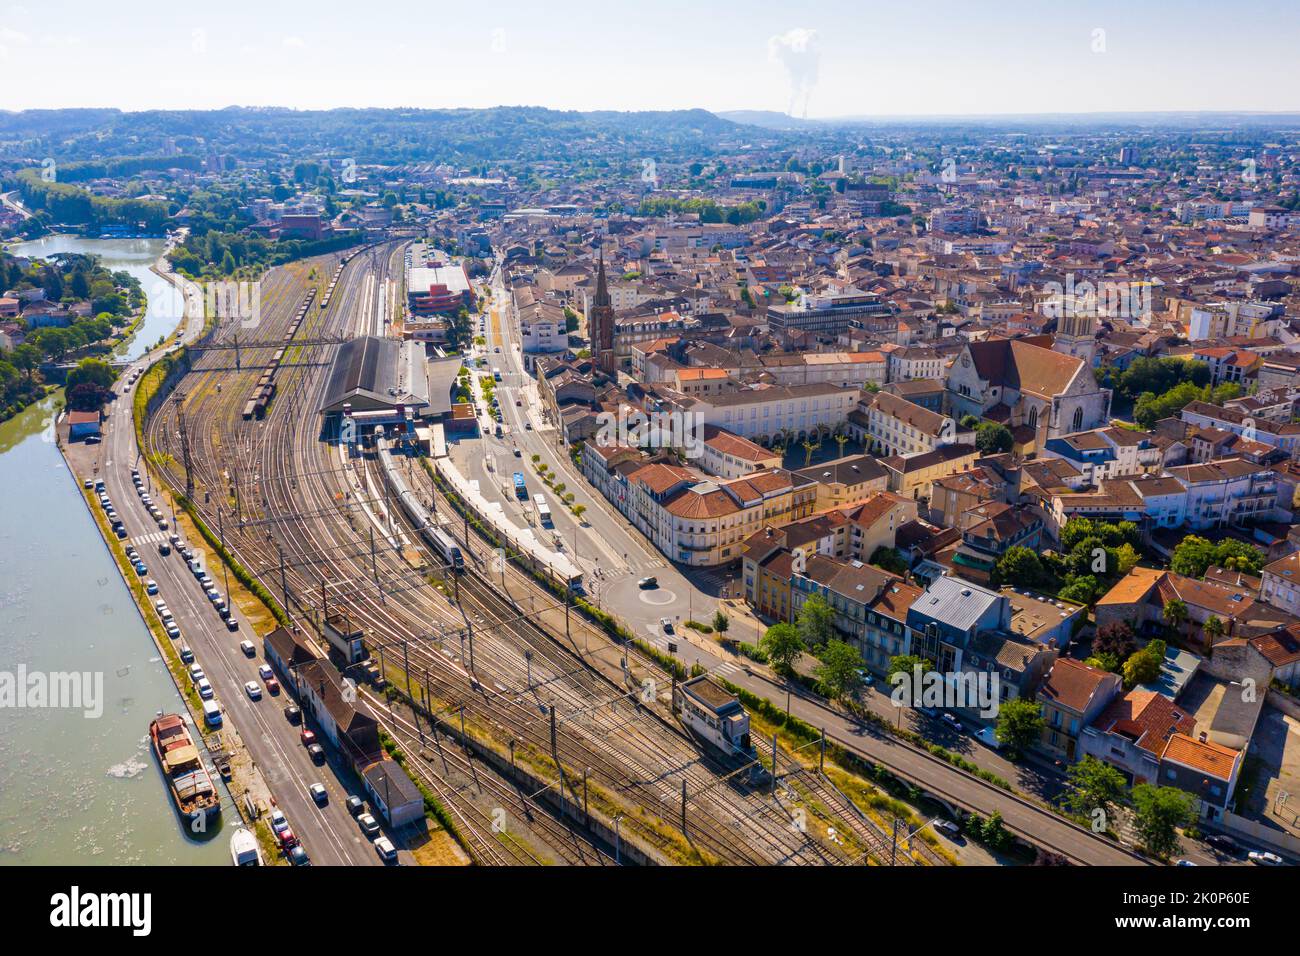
xmin=133 ymin=530 xmax=169 ymax=546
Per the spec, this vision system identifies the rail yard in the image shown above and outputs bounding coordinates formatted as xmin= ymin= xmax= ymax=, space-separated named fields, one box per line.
xmin=137 ymin=242 xmax=932 ymax=867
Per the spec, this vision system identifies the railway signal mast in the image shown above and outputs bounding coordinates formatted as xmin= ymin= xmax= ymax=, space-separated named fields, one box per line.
xmin=174 ymin=391 xmax=194 ymax=500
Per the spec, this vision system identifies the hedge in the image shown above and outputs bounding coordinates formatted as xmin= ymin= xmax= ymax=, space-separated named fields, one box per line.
xmin=175 ymin=495 xmax=290 ymax=627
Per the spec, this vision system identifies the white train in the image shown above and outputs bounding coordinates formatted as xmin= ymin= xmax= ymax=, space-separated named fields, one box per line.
xmin=377 ymin=441 xmax=463 ymax=572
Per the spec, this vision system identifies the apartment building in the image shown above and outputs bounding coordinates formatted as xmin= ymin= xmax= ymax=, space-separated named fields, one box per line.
xmin=659 ymin=383 xmax=861 ymax=445
xmin=1040 ymin=426 xmax=1163 ymax=483
xmin=1259 ymin=551 xmax=1300 ymax=616
xmin=859 ymin=390 xmax=962 ymax=458
xmin=887 ymin=345 xmax=944 ymax=383
xmin=697 ymin=425 xmax=783 ymax=479
xmin=793 ymin=454 xmax=890 ymax=510
xmin=1036 ymin=659 xmax=1122 ymax=762
xmin=1180 ymin=400 xmax=1300 ymax=457
xmin=604 ymin=459 xmax=818 ymax=568
xmin=881 ymin=443 xmax=981 ymax=502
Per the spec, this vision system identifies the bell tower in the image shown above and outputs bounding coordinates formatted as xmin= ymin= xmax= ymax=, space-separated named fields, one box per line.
xmin=591 ymin=251 xmax=617 ymax=375
xmin=1054 ymin=309 xmax=1096 ymax=365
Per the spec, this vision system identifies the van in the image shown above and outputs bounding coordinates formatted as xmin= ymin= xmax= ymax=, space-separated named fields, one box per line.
xmin=202 ymin=699 xmax=223 ymax=728
xmin=189 ymin=558 xmax=203 ymax=575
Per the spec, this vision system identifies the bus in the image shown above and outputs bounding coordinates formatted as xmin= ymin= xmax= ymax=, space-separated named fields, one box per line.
xmin=513 ymin=472 xmax=528 ymax=500
xmin=533 ymin=493 xmax=552 ymax=527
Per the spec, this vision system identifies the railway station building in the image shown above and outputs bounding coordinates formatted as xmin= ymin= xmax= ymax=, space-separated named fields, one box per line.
xmin=318 ymin=335 xmax=463 ymax=436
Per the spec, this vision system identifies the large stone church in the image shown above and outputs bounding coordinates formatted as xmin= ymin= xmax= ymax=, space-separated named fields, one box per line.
xmin=945 ymin=336 xmax=1112 ymax=446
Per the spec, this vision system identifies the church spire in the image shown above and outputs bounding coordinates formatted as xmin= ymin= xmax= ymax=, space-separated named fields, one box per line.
xmin=595 ymin=249 xmax=610 ymax=307
xmin=591 ymin=247 xmax=616 ymax=376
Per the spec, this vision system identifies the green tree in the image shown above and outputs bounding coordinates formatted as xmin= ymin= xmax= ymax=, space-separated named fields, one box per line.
xmin=759 ymin=622 xmax=805 ymax=674
xmin=869 ymin=546 xmax=908 ymax=575
xmin=992 ymin=545 xmax=1046 ymax=588
xmin=1203 ymin=615 xmax=1225 ymax=643
xmin=712 ymin=609 xmax=730 ymax=634
xmin=1131 ymin=784 xmax=1196 ymax=859
xmin=1162 ymin=598 xmax=1189 ymax=635
xmin=1059 ymin=517 xmax=1096 ymax=553
xmin=1122 ymin=643 xmax=1165 ymax=688
xmin=994 ymin=697 xmax=1045 ymax=755
xmin=1212 ymin=538 xmax=1265 ymax=575
xmin=1065 ymin=755 xmax=1129 ymax=820
xmin=1169 ymin=536 xmax=1217 ymax=577
xmin=981 ymin=810 xmax=1011 ymax=850
xmin=1059 ymin=575 xmax=1102 ymax=605
xmin=10 ymin=343 xmax=41 ymax=381
xmin=975 ymin=422 xmax=1014 ymax=454
xmin=795 ymin=593 xmax=837 ymax=648
xmin=65 ymin=357 xmax=115 ymax=392
xmin=813 ymin=639 xmax=864 ymax=703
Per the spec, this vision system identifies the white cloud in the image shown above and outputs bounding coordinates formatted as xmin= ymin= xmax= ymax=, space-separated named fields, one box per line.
xmin=283 ymin=35 xmax=305 ymax=49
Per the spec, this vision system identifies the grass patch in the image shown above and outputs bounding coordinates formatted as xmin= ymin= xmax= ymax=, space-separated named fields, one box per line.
xmin=174 ymin=495 xmax=290 ymax=629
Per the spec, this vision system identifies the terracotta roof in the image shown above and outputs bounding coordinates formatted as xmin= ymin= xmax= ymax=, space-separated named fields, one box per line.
xmin=1250 ymin=625 xmax=1300 ymax=668
xmin=964 ymin=337 xmax=1085 ymax=399
xmin=846 ymin=491 xmax=911 ymax=531
xmin=867 ymin=389 xmax=949 ymax=436
xmin=662 ymin=486 xmax=740 ymax=519
xmin=1096 ymin=567 xmax=1164 ymax=607
xmin=701 ymin=425 xmax=776 ymax=463
xmin=630 ymin=462 xmax=696 ymax=495
xmin=1161 ymin=733 xmax=1241 ymax=782
xmin=1038 ymin=658 xmax=1121 ymax=714
xmin=1091 ymin=689 xmax=1195 ymax=757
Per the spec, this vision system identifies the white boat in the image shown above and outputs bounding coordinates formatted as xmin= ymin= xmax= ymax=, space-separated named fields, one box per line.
xmin=229 ymin=827 xmax=263 ymax=866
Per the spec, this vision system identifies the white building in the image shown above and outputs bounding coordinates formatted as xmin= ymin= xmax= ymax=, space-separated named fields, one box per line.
xmin=660 ymin=383 xmax=861 ymax=445
xmin=887 ymin=346 xmax=944 ymax=383
xmin=1260 ymin=552 xmax=1300 ymax=616
xmin=674 ymin=676 xmax=752 ymax=756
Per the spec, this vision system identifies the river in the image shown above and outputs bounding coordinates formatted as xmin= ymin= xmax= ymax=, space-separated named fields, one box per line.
xmin=0 ymin=237 xmax=227 ymax=865
xmin=8 ymin=234 xmax=179 ymax=362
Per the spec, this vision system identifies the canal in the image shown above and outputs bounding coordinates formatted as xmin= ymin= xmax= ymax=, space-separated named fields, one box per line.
xmin=0 ymin=237 xmax=227 ymax=865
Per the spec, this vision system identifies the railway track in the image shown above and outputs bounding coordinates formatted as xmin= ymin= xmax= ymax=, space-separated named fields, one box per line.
xmin=143 ymin=245 xmax=610 ymax=865
xmin=142 ymin=244 xmax=923 ymax=866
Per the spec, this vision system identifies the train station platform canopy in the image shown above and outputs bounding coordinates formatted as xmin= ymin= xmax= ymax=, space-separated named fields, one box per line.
xmin=319 ymin=335 xmax=431 ymax=417
xmin=424 ymin=355 xmax=463 ymax=418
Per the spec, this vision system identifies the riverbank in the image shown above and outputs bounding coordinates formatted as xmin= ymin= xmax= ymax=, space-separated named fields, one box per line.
xmin=61 ymin=427 xmax=285 ymax=862
xmin=0 ymin=396 xmax=227 ymax=865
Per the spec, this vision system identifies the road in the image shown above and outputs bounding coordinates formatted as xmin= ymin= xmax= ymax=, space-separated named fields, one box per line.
xmin=85 ymin=266 xmax=380 ymax=866
xmin=467 ymin=256 xmax=1185 ymax=866
xmin=465 ymin=262 xmax=717 ymax=637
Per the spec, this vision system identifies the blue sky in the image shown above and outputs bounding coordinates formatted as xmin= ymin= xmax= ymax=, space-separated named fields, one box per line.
xmin=2 ymin=0 xmax=1298 ymax=116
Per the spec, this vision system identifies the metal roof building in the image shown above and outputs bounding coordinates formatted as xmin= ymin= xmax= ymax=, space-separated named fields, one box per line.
xmin=319 ymin=335 xmax=432 ymax=417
